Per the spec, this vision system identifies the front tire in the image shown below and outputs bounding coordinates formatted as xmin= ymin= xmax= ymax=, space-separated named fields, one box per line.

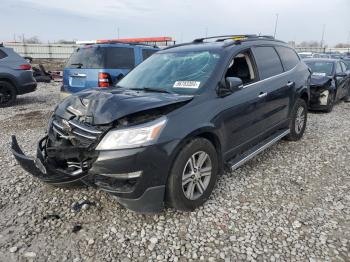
xmin=285 ymin=98 xmax=307 ymax=141
xmin=0 ymin=81 xmax=16 ymax=107
xmin=324 ymin=91 xmax=335 ymax=113
xmin=166 ymin=138 xmax=219 ymax=211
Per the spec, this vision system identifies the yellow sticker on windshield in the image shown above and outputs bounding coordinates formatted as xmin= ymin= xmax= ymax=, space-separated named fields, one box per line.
xmin=173 ymin=81 xmax=201 ymax=89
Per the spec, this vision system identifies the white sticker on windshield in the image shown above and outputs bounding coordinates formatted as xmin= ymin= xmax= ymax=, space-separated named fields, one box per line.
xmin=173 ymin=81 xmax=201 ymax=89
xmin=312 ymin=72 xmax=326 ymax=77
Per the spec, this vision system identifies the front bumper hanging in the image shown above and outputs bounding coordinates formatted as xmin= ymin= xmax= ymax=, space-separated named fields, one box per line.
xmin=11 ymin=135 xmax=90 ymax=186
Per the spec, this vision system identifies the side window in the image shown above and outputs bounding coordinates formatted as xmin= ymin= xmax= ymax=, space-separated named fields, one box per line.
xmin=105 ymin=47 xmax=135 ymax=69
xmin=142 ymin=49 xmax=158 ymax=60
xmin=275 ymin=46 xmax=300 ymax=71
xmin=225 ymin=49 xmax=257 ymax=85
xmin=335 ymin=62 xmax=342 ymax=73
xmin=0 ymin=50 xmax=8 ymax=59
xmin=252 ymin=46 xmax=283 ymax=80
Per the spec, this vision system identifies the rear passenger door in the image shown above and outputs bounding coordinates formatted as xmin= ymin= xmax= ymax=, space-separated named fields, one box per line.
xmin=335 ymin=61 xmax=347 ymax=99
xmin=251 ymin=46 xmax=294 ymax=130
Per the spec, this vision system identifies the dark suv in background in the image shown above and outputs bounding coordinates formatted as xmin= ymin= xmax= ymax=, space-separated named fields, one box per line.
xmin=12 ymin=35 xmax=311 ymax=213
xmin=0 ymin=44 xmax=36 ymax=106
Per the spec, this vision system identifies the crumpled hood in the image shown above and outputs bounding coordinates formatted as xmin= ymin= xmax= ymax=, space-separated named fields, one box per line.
xmin=55 ymin=89 xmax=193 ymax=125
xmin=310 ymin=75 xmax=332 ymax=87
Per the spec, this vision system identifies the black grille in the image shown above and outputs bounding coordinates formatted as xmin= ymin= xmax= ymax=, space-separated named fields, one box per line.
xmin=49 ymin=117 xmax=105 ymax=148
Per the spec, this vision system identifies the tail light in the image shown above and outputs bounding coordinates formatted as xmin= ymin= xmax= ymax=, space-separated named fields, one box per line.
xmin=98 ymin=72 xmax=111 ymax=88
xmin=17 ymin=64 xmax=32 ymax=70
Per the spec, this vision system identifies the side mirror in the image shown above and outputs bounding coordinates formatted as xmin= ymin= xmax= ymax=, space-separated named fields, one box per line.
xmin=217 ymin=77 xmax=243 ymax=97
xmin=226 ymin=77 xmax=244 ymax=91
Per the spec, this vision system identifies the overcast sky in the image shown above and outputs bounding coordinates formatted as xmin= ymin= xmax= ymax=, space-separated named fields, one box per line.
xmin=1 ymin=0 xmax=349 ymax=46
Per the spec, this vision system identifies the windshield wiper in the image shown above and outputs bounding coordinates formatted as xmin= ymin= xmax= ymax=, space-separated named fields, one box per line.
xmin=130 ymin=87 xmax=173 ymax=94
xmin=71 ymin=63 xmax=83 ymax=68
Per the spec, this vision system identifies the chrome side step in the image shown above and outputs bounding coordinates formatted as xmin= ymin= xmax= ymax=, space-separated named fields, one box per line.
xmin=229 ymin=129 xmax=290 ymax=171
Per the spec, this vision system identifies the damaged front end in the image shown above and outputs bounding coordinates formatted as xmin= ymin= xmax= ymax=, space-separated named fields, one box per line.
xmin=11 ymin=89 xmax=193 ymax=212
xmin=11 ymin=114 xmax=106 ymax=186
xmin=309 ymin=76 xmax=334 ymax=109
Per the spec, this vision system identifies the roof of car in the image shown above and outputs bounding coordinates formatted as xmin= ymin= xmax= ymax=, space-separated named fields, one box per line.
xmin=159 ymin=35 xmax=288 ymax=53
xmin=83 ymin=42 xmax=159 ymax=49
xmin=303 ymin=58 xmax=340 ymax=63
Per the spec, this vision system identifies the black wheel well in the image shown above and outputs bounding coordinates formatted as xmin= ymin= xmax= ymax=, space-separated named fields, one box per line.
xmin=300 ymin=92 xmax=309 ymax=104
xmin=0 ymin=78 xmax=17 ymax=92
xmin=195 ymin=132 xmax=224 ymax=173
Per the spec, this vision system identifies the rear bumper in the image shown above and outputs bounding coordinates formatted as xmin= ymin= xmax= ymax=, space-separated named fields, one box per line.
xmin=11 ymin=135 xmax=178 ymax=213
xmin=17 ymin=82 xmax=37 ymax=95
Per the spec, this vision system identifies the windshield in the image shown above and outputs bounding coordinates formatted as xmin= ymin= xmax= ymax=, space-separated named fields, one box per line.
xmin=305 ymin=61 xmax=334 ymax=76
xmin=117 ymin=51 xmax=221 ymax=94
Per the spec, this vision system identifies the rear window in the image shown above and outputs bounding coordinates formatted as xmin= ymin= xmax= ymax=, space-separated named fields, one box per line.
xmin=142 ymin=49 xmax=158 ymax=60
xmin=275 ymin=46 xmax=300 ymax=71
xmin=0 ymin=50 xmax=7 ymax=59
xmin=105 ymin=47 xmax=135 ymax=69
xmin=67 ymin=47 xmax=104 ymax=68
xmin=252 ymin=46 xmax=284 ymax=79
xmin=66 ymin=46 xmax=135 ymax=69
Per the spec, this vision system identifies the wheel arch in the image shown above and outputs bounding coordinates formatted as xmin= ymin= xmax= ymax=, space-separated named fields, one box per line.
xmin=169 ymin=127 xmax=224 ymax=178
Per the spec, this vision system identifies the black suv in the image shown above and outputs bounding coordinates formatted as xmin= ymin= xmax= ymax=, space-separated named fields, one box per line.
xmin=12 ymin=35 xmax=310 ymax=213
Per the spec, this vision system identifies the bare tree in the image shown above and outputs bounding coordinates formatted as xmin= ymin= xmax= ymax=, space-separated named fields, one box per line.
xmin=56 ymin=39 xmax=76 ymax=44
xmin=297 ymin=41 xmax=321 ymax=47
xmin=334 ymin=43 xmax=350 ymax=48
xmin=24 ymin=36 xmax=42 ymax=44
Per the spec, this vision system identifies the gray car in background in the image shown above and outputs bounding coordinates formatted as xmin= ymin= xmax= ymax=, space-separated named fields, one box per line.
xmin=0 ymin=44 xmax=37 ymax=107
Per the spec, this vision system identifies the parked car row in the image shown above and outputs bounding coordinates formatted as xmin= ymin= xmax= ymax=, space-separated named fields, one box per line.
xmin=8 ymin=35 xmax=350 ymax=213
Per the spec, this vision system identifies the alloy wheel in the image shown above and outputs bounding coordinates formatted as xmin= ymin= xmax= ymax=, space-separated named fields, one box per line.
xmin=182 ymin=151 xmax=212 ymax=200
xmin=295 ymin=106 xmax=305 ymax=134
xmin=0 ymin=86 xmax=13 ymax=105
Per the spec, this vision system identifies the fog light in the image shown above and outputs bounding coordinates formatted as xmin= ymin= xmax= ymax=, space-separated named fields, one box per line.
xmin=100 ymin=171 xmax=142 ymax=179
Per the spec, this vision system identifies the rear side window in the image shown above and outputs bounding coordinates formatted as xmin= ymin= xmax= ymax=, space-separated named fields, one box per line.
xmin=275 ymin=46 xmax=300 ymax=71
xmin=0 ymin=50 xmax=7 ymax=59
xmin=252 ymin=46 xmax=283 ymax=79
xmin=105 ymin=47 xmax=135 ymax=69
xmin=142 ymin=49 xmax=158 ymax=60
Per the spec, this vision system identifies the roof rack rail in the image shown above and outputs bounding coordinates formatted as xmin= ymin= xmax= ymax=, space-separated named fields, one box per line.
xmin=163 ymin=34 xmax=283 ymax=51
xmin=193 ymin=34 xmax=271 ymax=43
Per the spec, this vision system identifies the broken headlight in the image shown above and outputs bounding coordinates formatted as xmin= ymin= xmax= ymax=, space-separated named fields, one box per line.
xmin=96 ymin=117 xmax=167 ymax=150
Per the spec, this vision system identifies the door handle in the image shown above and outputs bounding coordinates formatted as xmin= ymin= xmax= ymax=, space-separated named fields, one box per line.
xmin=286 ymin=81 xmax=295 ymax=87
xmin=258 ymin=92 xmax=267 ymax=98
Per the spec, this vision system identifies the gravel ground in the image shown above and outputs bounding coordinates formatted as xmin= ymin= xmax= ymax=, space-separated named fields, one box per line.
xmin=0 ymin=83 xmax=349 ymax=262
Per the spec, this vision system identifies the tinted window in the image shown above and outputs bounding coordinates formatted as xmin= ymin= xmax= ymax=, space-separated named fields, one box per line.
xmin=67 ymin=47 xmax=104 ymax=68
xmin=252 ymin=46 xmax=283 ymax=79
xmin=275 ymin=46 xmax=300 ymax=71
xmin=0 ymin=50 xmax=7 ymax=59
xmin=105 ymin=47 xmax=135 ymax=69
xmin=142 ymin=49 xmax=158 ymax=60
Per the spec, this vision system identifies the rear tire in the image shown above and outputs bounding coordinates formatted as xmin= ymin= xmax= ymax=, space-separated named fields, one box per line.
xmin=0 ymin=81 xmax=16 ymax=107
xmin=285 ymin=98 xmax=307 ymax=141
xmin=166 ymin=138 xmax=219 ymax=211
